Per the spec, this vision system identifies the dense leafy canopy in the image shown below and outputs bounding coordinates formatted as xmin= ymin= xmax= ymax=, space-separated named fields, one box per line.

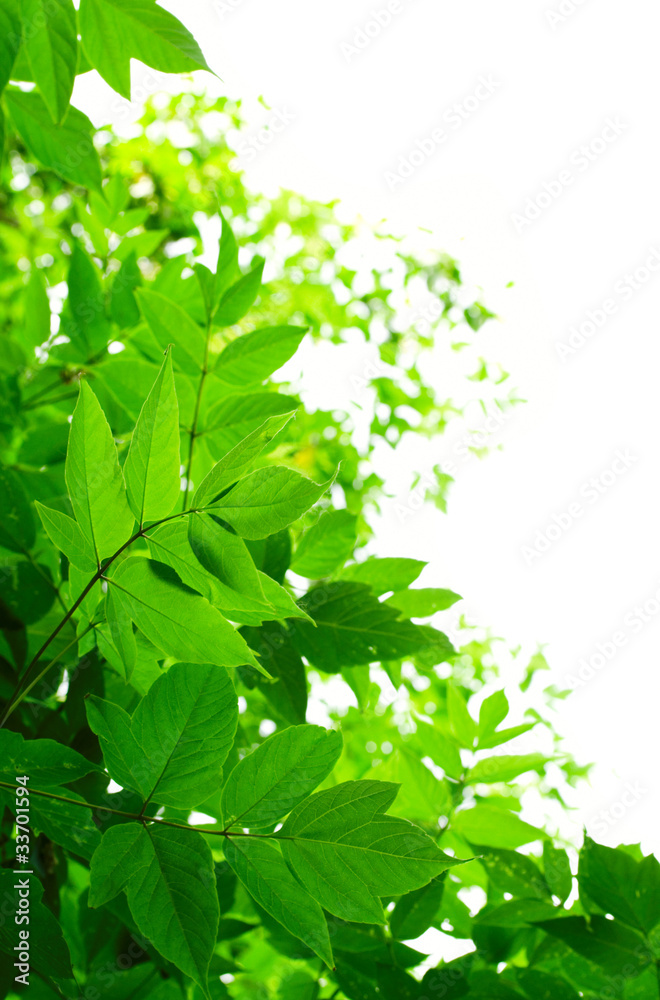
xmin=0 ymin=7 xmax=658 ymax=1000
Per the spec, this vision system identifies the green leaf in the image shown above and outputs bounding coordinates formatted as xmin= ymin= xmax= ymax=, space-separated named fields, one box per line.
xmin=478 ymin=722 xmax=537 ymax=750
xmin=89 ymin=821 xmax=147 ymax=907
xmin=578 ymin=837 xmax=660 ymax=934
xmin=105 ymin=583 xmax=138 ymax=678
xmin=4 ymin=88 xmax=102 ymax=189
xmin=292 ymin=582 xmax=453 ymax=674
xmin=221 ymin=724 xmax=342 ymax=830
xmin=65 ymin=381 xmax=134 ymax=562
xmin=67 ymin=243 xmax=110 ymax=354
xmin=0 ymin=729 xmax=99 ymax=787
xmin=241 ymin=622 xmax=308 ymax=725
xmin=374 ymin=747 xmax=451 ymax=825
xmin=35 ymin=501 xmax=97 ymax=572
xmin=92 ymin=823 xmax=219 ymax=990
xmin=411 ymin=720 xmax=463 ymax=780
xmin=535 ymin=915 xmax=651 ymax=978
xmin=136 ymin=288 xmax=207 ymax=374
xmin=206 ymin=466 xmax=332 ymax=540
xmin=474 ymin=844 xmax=551 ymax=899
xmin=193 ymin=411 xmax=296 ymax=508
xmin=86 ymin=694 xmax=154 ymax=795
xmin=476 ymin=897 xmax=558 ymax=926
xmin=188 ymin=512 xmax=267 ymax=602
xmin=213 ymin=208 xmax=240 ymax=302
xmin=223 ymin=836 xmax=333 ymax=968
xmin=202 ymin=391 xmax=299 ymax=459
xmin=453 ymin=806 xmax=548 ymax=849
xmin=478 ymin=689 xmax=509 ymax=737
xmin=385 ymin=588 xmax=462 ymax=618
xmin=21 ymin=0 xmax=77 ymax=123
xmin=517 ymin=971 xmax=580 ymax=1000
xmin=109 ymin=251 xmax=141 ymax=328
xmin=130 ymin=661 xmax=238 ymax=808
xmin=215 ymin=325 xmax=307 ymax=386
xmin=0 ymin=465 xmax=35 ymax=552
xmin=0 ymin=868 xmax=73 ymax=979
xmin=22 ymin=266 xmax=51 ymax=349
xmin=214 ymin=256 xmax=264 ymax=327
xmin=109 ymin=557 xmax=260 ymax=669
xmin=340 ymin=557 xmax=427 ymax=595
xmin=280 ymin=780 xmax=466 ymax=925
xmin=466 ymin=754 xmax=548 ymax=784
xmin=29 ymin=788 xmax=101 ymax=859
xmin=0 ymin=0 xmax=21 ymax=94
xmin=124 ymin=350 xmax=181 ymax=524
xmin=145 ymin=518 xmax=300 ymax=626
xmin=390 ymin=876 xmax=445 ymax=940
xmin=78 ymin=0 xmax=212 ymax=100
xmin=290 ymin=509 xmax=357 ymax=578
xmin=447 ymin=685 xmax=477 ymax=749
xmin=543 ymin=841 xmax=573 ymax=903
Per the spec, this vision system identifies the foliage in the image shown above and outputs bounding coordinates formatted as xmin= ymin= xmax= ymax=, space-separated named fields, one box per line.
xmin=0 ymin=5 xmax=659 ymax=1000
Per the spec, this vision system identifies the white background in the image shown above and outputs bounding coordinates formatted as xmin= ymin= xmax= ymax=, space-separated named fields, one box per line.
xmin=75 ymin=0 xmax=660 ymax=853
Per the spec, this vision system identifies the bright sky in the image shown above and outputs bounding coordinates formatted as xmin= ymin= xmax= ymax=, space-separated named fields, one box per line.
xmin=73 ymin=0 xmax=660 ymax=855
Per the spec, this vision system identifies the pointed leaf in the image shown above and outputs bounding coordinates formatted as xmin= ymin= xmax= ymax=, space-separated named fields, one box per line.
xmin=293 ymin=582 xmax=454 ymax=674
xmin=124 ymin=351 xmax=181 ymax=523
xmin=188 ymin=512 xmax=267 ymax=602
xmin=205 ymin=466 xmax=332 ymax=540
xmin=4 ymin=89 xmax=102 ymax=189
xmin=65 ymin=381 xmax=134 ymax=562
xmin=340 ymin=557 xmax=426 ymax=595
xmin=0 ymin=729 xmax=100 ymax=788
xmin=35 ymin=501 xmax=97 ymax=572
xmin=224 ymin=836 xmax=332 ymax=967
xmin=105 ymin=583 xmax=137 ymax=678
xmin=213 ymin=257 xmax=264 ymax=328
xmin=126 ymin=825 xmax=219 ymax=990
xmin=89 ymin=822 xmax=148 ymax=907
xmin=21 ymin=0 xmax=77 ymax=123
xmin=136 ymin=289 xmax=207 ymax=374
xmin=109 ymin=557 xmax=260 ymax=669
xmin=290 ymin=509 xmax=357 ymax=579
xmin=192 ymin=411 xmax=296 ymax=508
xmin=385 ymin=588 xmax=462 ymax=618
xmin=79 ymin=0 xmax=211 ymax=100
xmin=279 ymin=780 xmax=466 ymax=925
xmin=222 ymin=724 xmax=342 ymax=830
xmin=215 ymin=325 xmax=307 ymax=386
xmin=130 ymin=662 xmax=238 ymax=808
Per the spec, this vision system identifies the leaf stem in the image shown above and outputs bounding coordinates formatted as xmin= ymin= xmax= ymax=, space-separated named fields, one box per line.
xmin=0 ymin=507 xmax=200 ymax=728
xmin=0 ymin=782 xmax=288 ymax=840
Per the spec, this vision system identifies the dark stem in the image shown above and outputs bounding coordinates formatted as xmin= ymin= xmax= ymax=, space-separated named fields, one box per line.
xmin=0 ymin=507 xmax=200 ymax=728
xmin=0 ymin=783 xmax=290 ymax=840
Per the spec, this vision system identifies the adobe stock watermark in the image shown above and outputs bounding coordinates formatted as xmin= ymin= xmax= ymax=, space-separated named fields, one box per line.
xmin=521 ymin=449 xmax=637 ymax=566
xmin=212 ymin=0 xmax=247 ymax=16
xmin=546 ymin=0 xmax=591 ymax=29
xmin=511 ymin=117 xmax=627 ymax=234
xmin=232 ymin=107 xmax=296 ymax=166
xmin=556 ymin=246 xmax=660 ymax=361
xmin=587 ymin=780 xmax=648 ymax=838
xmin=565 ymin=580 xmax=660 ymax=690
xmin=384 ymin=75 xmax=501 ymax=191
xmin=340 ymin=0 xmax=416 ymax=63
xmin=393 ymin=403 xmax=513 ymax=523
